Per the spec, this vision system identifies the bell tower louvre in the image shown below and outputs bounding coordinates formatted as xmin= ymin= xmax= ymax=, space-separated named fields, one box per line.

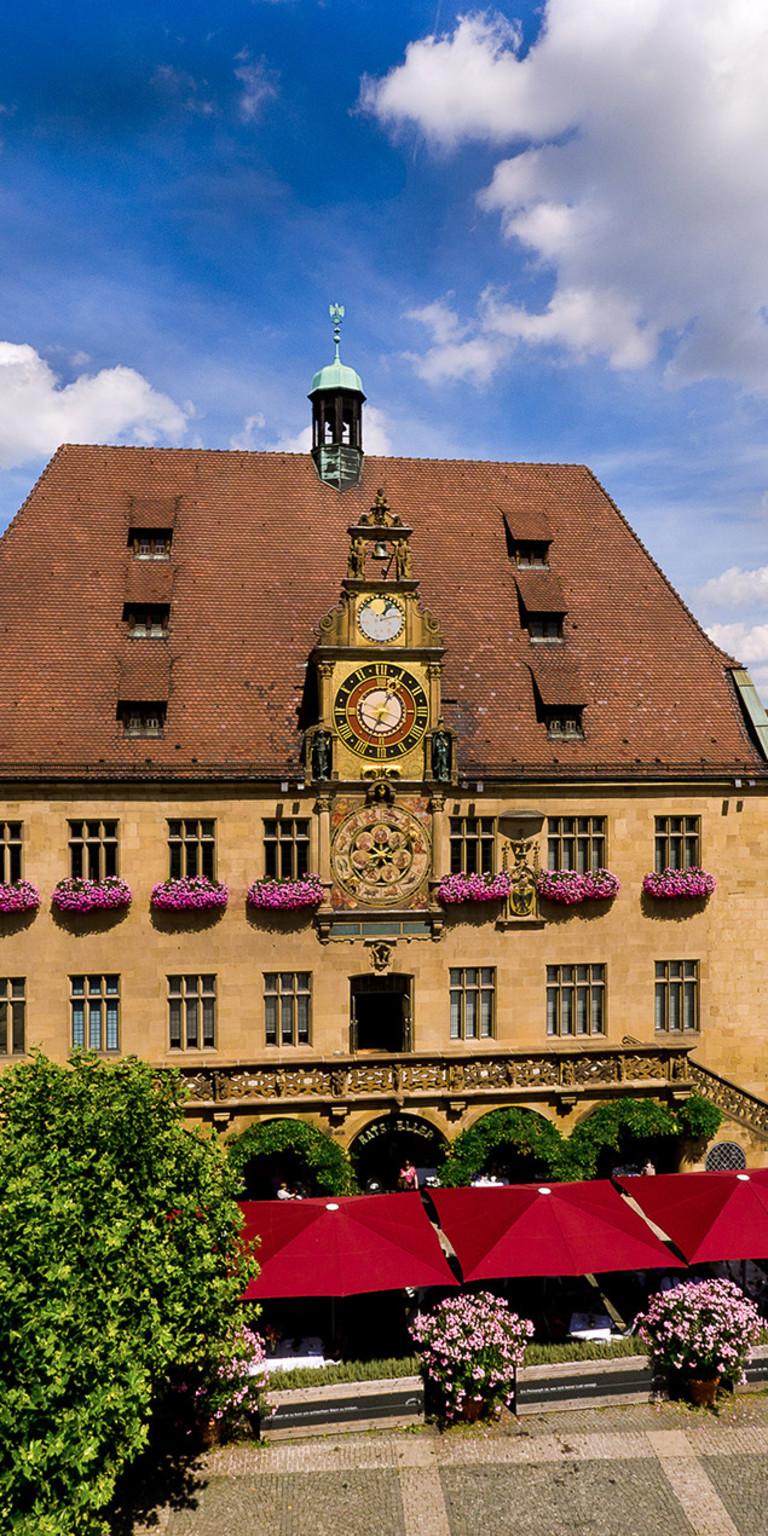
xmin=0 ymin=307 xmax=766 ymax=1184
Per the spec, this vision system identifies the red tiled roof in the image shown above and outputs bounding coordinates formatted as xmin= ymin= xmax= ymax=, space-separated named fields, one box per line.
xmin=0 ymin=444 xmax=762 ymax=780
xmin=514 ymin=570 xmax=567 ymax=613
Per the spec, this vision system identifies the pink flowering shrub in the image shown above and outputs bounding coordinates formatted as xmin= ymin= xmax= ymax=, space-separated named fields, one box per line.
xmin=537 ymin=868 xmax=620 ymax=904
xmin=437 ymin=871 xmax=511 ymax=905
xmin=52 ymin=876 xmax=132 ymax=913
xmin=637 ymin=1278 xmax=761 ymax=1385
xmin=247 ymin=875 xmax=324 ymax=911
xmin=410 ymin=1291 xmax=534 ymax=1421
xmin=151 ymin=875 xmax=229 ymax=911
xmin=173 ymin=1324 xmax=270 ymax=1439
xmin=643 ymin=867 xmax=715 ymax=899
xmin=0 ymin=880 xmax=40 ymax=914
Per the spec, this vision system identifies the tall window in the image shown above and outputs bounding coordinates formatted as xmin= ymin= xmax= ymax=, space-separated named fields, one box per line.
xmin=69 ymin=820 xmax=118 ymax=881
xmin=71 ymin=976 xmax=119 ymax=1052
xmin=548 ymin=817 xmax=606 ymax=873
xmin=0 ymin=823 xmax=22 ymax=884
xmin=168 ymin=975 xmax=216 ymax=1049
xmin=449 ymin=817 xmax=495 ymax=875
xmin=450 ymin=967 xmax=495 ymax=1040
xmin=655 ymin=817 xmax=700 ymax=871
xmin=264 ymin=973 xmax=311 ymax=1046
xmin=264 ymin=818 xmax=310 ymax=880
xmin=655 ymin=961 xmax=699 ymax=1032
xmin=547 ymin=964 xmax=605 ymax=1036
xmin=0 ymin=978 xmax=25 ymax=1055
xmin=168 ymin=819 xmax=216 ymax=880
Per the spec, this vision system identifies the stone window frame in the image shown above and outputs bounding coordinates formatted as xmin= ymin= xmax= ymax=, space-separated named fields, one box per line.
xmin=654 ymin=959 xmax=699 ymax=1033
xmin=546 ymin=963 xmax=606 ymax=1037
xmin=71 ymin=975 xmax=120 ymax=1053
xmin=449 ymin=966 xmax=495 ymax=1041
xmin=168 ymin=818 xmax=216 ymax=881
xmin=547 ymin=816 xmax=606 ymax=874
xmin=69 ymin=819 xmax=118 ymax=881
xmin=449 ymin=816 xmax=496 ymax=876
xmin=654 ymin=816 xmax=700 ymax=872
xmin=264 ymin=972 xmax=312 ymax=1047
xmin=263 ymin=816 xmax=310 ymax=881
xmin=0 ymin=821 xmax=22 ymax=885
xmin=168 ymin=974 xmax=216 ymax=1050
xmin=0 ymin=977 xmax=25 ymax=1056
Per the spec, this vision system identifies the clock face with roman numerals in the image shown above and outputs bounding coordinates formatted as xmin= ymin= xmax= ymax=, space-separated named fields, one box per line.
xmin=333 ymin=662 xmax=429 ymax=761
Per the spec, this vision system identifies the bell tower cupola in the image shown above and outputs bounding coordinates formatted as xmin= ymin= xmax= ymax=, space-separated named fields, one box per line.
xmin=309 ymin=302 xmax=366 ymax=492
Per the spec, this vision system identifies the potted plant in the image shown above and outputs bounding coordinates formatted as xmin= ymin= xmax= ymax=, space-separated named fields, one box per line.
xmin=409 ymin=1290 xmax=533 ymax=1423
xmin=163 ymin=1324 xmax=270 ymax=1446
xmin=0 ymin=879 xmax=40 ymax=914
xmin=51 ymin=876 xmax=132 ymax=913
xmin=150 ymin=875 xmax=229 ymax=911
xmin=437 ymin=871 xmax=511 ymax=905
xmin=637 ymin=1277 xmax=761 ymax=1406
xmin=247 ymin=875 xmax=325 ymax=911
xmin=642 ymin=868 xmax=715 ymax=899
xmin=536 ymin=868 xmax=620 ymax=904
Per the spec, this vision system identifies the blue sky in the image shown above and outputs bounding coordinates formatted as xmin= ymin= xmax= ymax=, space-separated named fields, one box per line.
xmin=2 ymin=0 xmax=768 ymax=690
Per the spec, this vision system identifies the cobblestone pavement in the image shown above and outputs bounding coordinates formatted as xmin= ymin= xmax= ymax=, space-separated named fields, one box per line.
xmin=119 ymin=1395 xmax=768 ymax=1536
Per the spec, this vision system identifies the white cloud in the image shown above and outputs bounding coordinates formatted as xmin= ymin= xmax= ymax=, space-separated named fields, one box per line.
xmin=0 ymin=343 xmax=188 ymax=469
xmin=698 ymin=566 xmax=768 ymax=609
xmin=707 ymin=621 xmax=768 ymax=679
xmin=234 ymin=52 xmax=278 ymax=122
xmin=229 ymin=413 xmax=266 ymax=450
xmin=363 ymin=3 xmax=768 ymax=389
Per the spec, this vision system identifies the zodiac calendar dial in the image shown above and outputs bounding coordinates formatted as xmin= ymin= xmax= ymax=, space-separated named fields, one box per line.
xmin=333 ymin=662 xmax=429 ymax=761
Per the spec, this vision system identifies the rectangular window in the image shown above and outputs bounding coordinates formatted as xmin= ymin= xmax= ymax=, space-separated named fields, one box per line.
xmin=655 ymin=961 xmax=699 ymax=1032
xmin=0 ymin=978 xmax=25 ymax=1055
xmin=546 ymin=964 xmax=605 ymax=1036
xmin=129 ymin=527 xmax=172 ymax=560
xmin=123 ymin=604 xmax=170 ymax=637
xmin=168 ymin=818 xmax=216 ymax=880
xmin=545 ymin=709 xmax=584 ymax=739
xmin=548 ymin=817 xmax=606 ymax=874
xmin=71 ymin=975 xmax=119 ymax=1052
xmin=528 ymin=614 xmax=564 ymax=641
xmin=655 ymin=816 xmax=700 ymax=871
xmin=449 ymin=967 xmax=495 ymax=1040
xmin=449 ymin=817 xmax=495 ymax=875
xmin=69 ymin=820 xmax=118 ymax=881
xmin=120 ymin=704 xmax=166 ymax=737
xmin=515 ymin=542 xmax=550 ymax=568
xmin=168 ymin=975 xmax=216 ymax=1049
xmin=264 ymin=972 xmax=311 ymax=1046
xmin=0 ymin=823 xmax=22 ymax=885
xmin=263 ymin=818 xmax=310 ymax=881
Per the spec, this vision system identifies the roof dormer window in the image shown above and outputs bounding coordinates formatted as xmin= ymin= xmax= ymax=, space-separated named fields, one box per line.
xmin=119 ymin=703 xmax=166 ymax=738
xmin=129 ymin=528 xmax=172 ymax=560
xmin=123 ymin=604 xmax=170 ymax=638
xmin=528 ymin=614 xmax=563 ymax=642
xmin=546 ymin=708 xmax=584 ymax=740
xmin=515 ymin=542 xmax=550 ymax=568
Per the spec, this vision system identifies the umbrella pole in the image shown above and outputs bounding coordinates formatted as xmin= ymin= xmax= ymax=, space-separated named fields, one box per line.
xmin=585 ymin=1273 xmax=627 ymax=1332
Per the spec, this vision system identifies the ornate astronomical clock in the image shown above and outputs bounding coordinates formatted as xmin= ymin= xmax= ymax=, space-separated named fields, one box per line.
xmin=307 ymin=489 xmax=452 ymax=915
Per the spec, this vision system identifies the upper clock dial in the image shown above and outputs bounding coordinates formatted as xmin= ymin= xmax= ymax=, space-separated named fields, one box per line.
xmin=334 ymin=662 xmax=429 ymax=761
xmin=357 ymin=595 xmax=405 ymax=643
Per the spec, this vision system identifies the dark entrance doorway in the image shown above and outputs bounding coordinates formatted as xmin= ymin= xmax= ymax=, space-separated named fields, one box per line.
xmin=350 ymin=974 xmax=412 ymax=1053
xmin=350 ymin=1113 xmax=446 ymax=1192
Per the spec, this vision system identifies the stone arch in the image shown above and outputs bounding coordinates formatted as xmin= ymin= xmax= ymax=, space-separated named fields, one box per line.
xmin=348 ymin=1110 xmax=448 ymax=1192
xmin=226 ymin=1116 xmax=353 ymax=1199
xmin=438 ymin=1105 xmax=564 ymax=1187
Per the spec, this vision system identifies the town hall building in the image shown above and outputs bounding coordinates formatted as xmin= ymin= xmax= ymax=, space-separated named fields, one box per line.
xmin=1 ymin=311 xmax=768 ymax=1184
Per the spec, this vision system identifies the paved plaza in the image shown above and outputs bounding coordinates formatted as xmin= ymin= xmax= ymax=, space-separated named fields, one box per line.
xmin=117 ymin=1395 xmax=768 ymax=1536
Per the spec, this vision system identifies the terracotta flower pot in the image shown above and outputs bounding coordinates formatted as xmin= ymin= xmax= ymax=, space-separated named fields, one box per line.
xmin=460 ymin=1396 xmax=487 ymax=1423
xmin=197 ymin=1416 xmax=223 ymax=1448
xmin=687 ymin=1375 xmax=720 ymax=1408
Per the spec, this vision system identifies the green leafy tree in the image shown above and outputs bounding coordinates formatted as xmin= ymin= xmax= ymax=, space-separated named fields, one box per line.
xmin=227 ymin=1117 xmax=354 ymax=1196
xmin=0 ymin=1053 xmax=258 ymax=1536
xmin=438 ymin=1107 xmax=564 ymax=1187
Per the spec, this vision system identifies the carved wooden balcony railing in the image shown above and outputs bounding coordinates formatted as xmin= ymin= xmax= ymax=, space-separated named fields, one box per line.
xmin=179 ymin=1041 xmax=694 ymax=1111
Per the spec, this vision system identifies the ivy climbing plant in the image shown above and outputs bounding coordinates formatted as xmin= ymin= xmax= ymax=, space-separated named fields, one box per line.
xmin=227 ymin=1117 xmax=354 ymax=1197
xmin=438 ymin=1107 xmax=565 ymax=1187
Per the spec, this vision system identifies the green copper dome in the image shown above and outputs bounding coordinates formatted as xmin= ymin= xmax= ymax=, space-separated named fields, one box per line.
xmin=309 ymin=357 xmax=365 ymax=397
xmin=309 ymin=302 xmax=365 ymax=398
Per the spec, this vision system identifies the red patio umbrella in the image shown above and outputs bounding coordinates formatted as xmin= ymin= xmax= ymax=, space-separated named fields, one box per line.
xmin=238 ymin=1192 xmax=458 ymax=1299
xmin=430 ymin=1181 xmax=684 ymax=1280
xmin=615 ymin=1169 xmax=768 ymax=1264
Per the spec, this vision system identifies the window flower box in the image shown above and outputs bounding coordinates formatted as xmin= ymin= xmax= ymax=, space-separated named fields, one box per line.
xmin=437 ymin=871 xmax=511 ymax=905
xmin=0 ymin=879 xmax=40 ymax=914
xmin=52 ymin=876 xmax=132 ymax=913
xmin=150 ymin=876 xmax=229 ymax=911
xmin=643 ymin=867 xmax=715 ymax=899
xmin=536 ymin=868 xmax=620 ymax=904
xmin=247 ymin=876 xmax=325 ymax=911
